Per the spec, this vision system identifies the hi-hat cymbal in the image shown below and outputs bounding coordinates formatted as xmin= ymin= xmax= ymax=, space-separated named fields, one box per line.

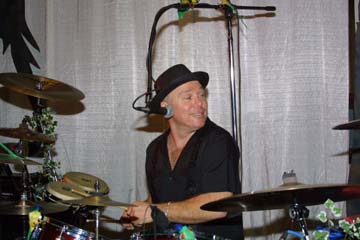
xmin=63 ymin=172 xmax=109 ymax=194
xmin=0 ymin=153 xmax=42 ymax=165
xmin=0 ymin=124 xmax=55 ymax=144
xmin=63 ymin=195 xmax=133 ymax=209
xmin=201 ymin=183 xmax=360 ymax=212
xmin=333 ymin=119 xmax=360 ymax=130
xmin=0 ymin=200 xmax=69 ymax=215
xmin=0 ymin=72 xmax=85 ymax=101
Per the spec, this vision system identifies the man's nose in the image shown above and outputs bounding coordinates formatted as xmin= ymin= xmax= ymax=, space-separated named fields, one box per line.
xmin=193 ymin=96 xmax=205 ymax=106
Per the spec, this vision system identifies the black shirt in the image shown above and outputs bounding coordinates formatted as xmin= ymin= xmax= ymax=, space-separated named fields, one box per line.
xmin=146 ymin=118 xmax=243 ymax=239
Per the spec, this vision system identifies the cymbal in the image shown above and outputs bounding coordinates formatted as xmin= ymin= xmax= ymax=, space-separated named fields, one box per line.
xmin=0 ymin=125 xmax=55 ymax=144
xmin=333 ymin=119 xmax=360 ymax=130
xmin=63 ymin=172 xmax=109 ymax=194
xmin=0 ymin=200 xmax=68 ymax=215
xmin=201 ymin=183 xmax=360 ymax=212
xmin=0 ymin=153 xmax=42 ymax=165
xmin=0 ymin=72 xmax=85 ymax=101
xmin=47 ymin=181 xmax=90 ymax=201
xmin=63 ymin=195 xmax=133 ymax=209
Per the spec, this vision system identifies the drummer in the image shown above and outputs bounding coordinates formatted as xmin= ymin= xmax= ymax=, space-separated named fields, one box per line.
xmin=121 ymin=64 xmax=243 ymax=239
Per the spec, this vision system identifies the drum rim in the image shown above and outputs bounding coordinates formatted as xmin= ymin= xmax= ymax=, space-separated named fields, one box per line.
xmin=42 ymin=217 xmax=96 ymax=238
xmin=134 ymin=230 xmax=227 ymax=240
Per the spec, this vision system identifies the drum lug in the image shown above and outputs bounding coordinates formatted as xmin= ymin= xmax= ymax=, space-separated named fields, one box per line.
xmin=130 ymin=232 xmax=142 ymax=240
xmin=59 ymin=224 xmax=68 ymax=238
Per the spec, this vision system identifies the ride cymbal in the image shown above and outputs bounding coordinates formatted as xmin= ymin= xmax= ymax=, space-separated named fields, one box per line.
xmin=0 ymin=124 xmax=55 ymax=144
xmin=0 ymin=72 xmax=85 ymax=101
xmin=0 ymin=200 xmax=68 ymax=215
xmin=63 ymin=195 xmax=133 ymax=209
xmin=0 ymin=153 xmax=42 ymax=165
xmin=333 ymin=119 xmax=360 ymax=130
xmin=201 ymin=183 xmax=360 ymax=212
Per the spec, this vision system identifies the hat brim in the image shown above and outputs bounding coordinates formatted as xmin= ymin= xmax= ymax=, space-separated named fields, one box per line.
xmin=149 ymin=71 xmax=208 ymax=108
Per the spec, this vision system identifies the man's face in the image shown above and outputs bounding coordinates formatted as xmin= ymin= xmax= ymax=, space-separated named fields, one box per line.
xmin=163 ymin=80 xmax=208 ymax=133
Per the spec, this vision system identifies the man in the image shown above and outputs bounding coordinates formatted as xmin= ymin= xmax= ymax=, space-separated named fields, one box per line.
xmin=122 ymin=64 xmax=243 ymax=239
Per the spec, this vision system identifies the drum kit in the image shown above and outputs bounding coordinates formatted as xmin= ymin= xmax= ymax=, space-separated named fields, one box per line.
xmin=0 ymin=73 xmax=132 ymax=239
xmin=1 ymin=72 xmax=360 ymax=239
xmin=0 ymin=170 xmax=132 ymax=240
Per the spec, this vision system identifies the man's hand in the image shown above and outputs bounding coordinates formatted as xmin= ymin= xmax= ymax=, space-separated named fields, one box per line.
xmin=120 ymin=200 xmax=153 ymax=230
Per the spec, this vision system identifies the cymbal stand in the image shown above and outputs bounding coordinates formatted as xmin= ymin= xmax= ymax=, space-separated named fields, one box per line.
xmin=288 ymin=203 xmax=310 ymax=240
xmin=95 ymin=208 xmax=101 ymax=240
xmin=13 ymin=139 xmax=34 ymax=201
xmin=93 ymin=179 xmax=104 ymax=240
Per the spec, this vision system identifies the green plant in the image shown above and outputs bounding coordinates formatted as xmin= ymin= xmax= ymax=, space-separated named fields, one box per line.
xmin=313 ymin=199 xmax=342 ymax=240
xmin=24 ymin=107 xmax=60 ymax=200
xmin=338 ymin=217 xmax=360 ymax=239
xmin=314 ymin=199 xmax=360 ymax=240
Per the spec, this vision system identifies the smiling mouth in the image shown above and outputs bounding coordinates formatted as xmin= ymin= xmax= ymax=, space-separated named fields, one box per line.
xmin=192 ymin=113 xmax=206 ymax=118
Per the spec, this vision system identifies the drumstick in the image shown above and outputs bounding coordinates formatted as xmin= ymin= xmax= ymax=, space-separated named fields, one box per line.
xmin=62 ymin=187 xmax=90 ymax=197
xmin=67 ymin=187 xmax=90 ymax=197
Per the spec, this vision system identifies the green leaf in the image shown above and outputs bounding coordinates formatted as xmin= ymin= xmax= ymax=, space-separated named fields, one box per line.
xmin=317 ymin=211 xmax=328 ymax=223
xmin=313 ymin=230 xmax=329 ymax=240
xmin=331 ymin=207 xmax=342 ymax=218
xmin=339 ymin=219 xmax=353 ymax=233
xmin=324 ymin=199 xmax=335 ymax=209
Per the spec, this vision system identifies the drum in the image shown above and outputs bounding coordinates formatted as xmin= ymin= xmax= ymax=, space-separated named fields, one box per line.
xmin=30 ymin=217 xmax=107 ymax=240
xmin=63 ymin=172 xmax=109 ymax=194
xmin=46 ymin=181 xmax=87 ymax=203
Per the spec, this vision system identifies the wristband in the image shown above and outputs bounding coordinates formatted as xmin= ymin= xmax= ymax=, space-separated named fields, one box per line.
xmin=150 ymin=205 xmax=170 ymax=231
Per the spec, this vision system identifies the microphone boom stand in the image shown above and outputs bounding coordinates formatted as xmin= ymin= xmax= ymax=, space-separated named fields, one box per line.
xmin=224 ymin=4 xmax=238 ymax=143
xmin=145 ymin=2 xmax=276 ymax=145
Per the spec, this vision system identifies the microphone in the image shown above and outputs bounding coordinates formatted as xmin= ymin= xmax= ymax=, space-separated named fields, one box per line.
xmin=136 ymin=105 xmax=174 ymax=118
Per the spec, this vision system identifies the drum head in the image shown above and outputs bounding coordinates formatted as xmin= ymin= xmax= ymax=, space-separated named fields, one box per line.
xmin=46 ymin=181 xmax=86 ymax=201
xmin=63 ymin=172 xmax=109 ymax=194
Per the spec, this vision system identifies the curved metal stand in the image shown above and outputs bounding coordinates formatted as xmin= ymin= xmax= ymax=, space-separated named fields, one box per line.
xmin=224 ymin=5 xmax=239 ymax=143
xmin=142 ymin=2 xmax=276 ymax=144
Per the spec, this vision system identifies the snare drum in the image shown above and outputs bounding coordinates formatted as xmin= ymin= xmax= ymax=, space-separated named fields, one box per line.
xmin=30 ymin=217 xmax=107 ymax=240
xmin=63 ymin=172 xmax=109 ymax=194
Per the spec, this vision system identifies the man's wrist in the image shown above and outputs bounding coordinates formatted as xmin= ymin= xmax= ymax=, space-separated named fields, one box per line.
xmin=165 ymin=201 xmax=171 ymax=219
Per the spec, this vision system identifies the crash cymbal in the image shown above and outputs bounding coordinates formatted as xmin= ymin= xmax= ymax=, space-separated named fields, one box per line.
xmin=333 ymin=119 xmax=360 ymax=130
xmin=63 ymin=195 xmax=133 ymax=209
xmin=63 ymin=172 xmax=109 ymax=194
xmin=0 ymin=124 xmax=55 ymax=144
xmin=0 ymin=200 xmax=69 ymax=215
xmin=201 ymin=183 xmax=360 ymax=212
xmin=0 ymin=153 xmax=42 ymax=165
xmin=47 ymin=181 xmax=90 ymax=201
xmin=0 ymin=72 xmax=85 ymax=101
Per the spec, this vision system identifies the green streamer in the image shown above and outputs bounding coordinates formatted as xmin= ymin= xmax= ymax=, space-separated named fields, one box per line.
xmin=0 ymin=142 xmax=19 ymax=158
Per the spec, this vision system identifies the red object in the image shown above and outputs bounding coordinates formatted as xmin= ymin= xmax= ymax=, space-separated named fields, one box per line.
xmin=344 ymin=214 xmax=360 ymax=223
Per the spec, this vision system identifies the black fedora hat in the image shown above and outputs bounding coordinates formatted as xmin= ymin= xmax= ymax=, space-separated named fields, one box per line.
xmin=149 ymin=64 xmax=209 ymax=108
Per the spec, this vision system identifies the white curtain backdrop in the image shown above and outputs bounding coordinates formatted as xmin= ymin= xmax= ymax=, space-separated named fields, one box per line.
xmin=0 ymin=0 xmax=349 ymax=239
